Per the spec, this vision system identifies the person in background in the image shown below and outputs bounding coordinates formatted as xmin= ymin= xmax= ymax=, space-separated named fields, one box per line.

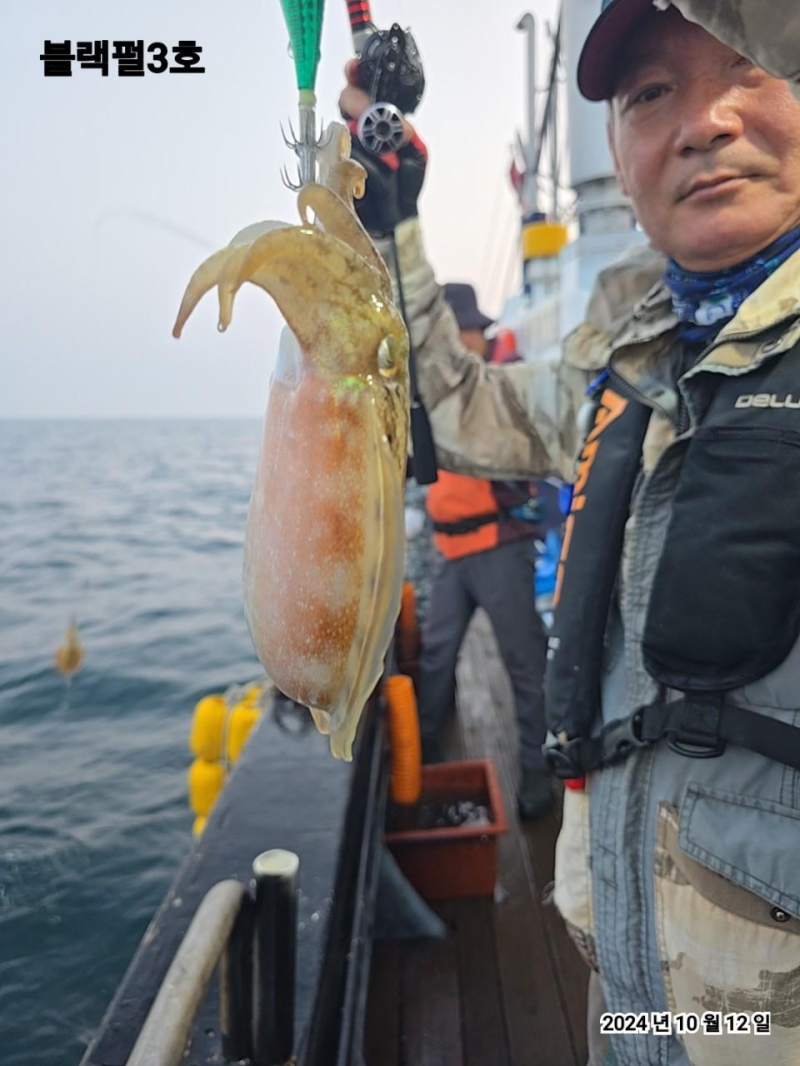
xmin=419 ymin=282 xmax=552 ymax=822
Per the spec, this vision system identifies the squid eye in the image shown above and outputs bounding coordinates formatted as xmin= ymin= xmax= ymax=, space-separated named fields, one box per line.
xmin=377 ymin=336 xmax=397 ymax=378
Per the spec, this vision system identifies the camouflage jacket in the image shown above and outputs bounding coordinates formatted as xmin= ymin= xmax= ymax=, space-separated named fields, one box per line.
xmin=377 ymin=219 xmax=666 ymax=481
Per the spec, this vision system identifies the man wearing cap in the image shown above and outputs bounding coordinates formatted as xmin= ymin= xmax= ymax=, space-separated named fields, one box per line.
xmin=343 ymin=2 xmax=800 ymax=1062
xmin=419 ymin=282 xmax=552 ymax=822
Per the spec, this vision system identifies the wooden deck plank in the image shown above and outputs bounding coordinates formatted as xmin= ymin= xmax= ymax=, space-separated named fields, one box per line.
xmin=451 ymin=899 xmax=512 ymax=1066
xmin=365 ymin=610 xmax=590 ymax=1066
xmin=403 ymin=904 xmax=463 ymax=1066
xmin=521 ymin=810 xmax=591 ymax=1062
xmin=364 ymin=941 xmax=404 ymax=1066
xmin=463 ymin=611 xmax=590 ymax=1062
xmin=492 ymin=833 xmax=580 ymax=1066
xmin=455 ymin=614 xmax=584 ymax=1066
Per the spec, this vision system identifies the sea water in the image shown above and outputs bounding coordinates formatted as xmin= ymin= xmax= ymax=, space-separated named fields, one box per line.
xmin=0 ymin=419 xmax=265 ymax=1066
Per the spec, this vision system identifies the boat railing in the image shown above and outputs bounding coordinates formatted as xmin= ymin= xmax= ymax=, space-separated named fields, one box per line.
xmin=124 ymin=850 xmax=299 ymax=1066
xmin=82 ymin=695 xmax=386 ymax=1066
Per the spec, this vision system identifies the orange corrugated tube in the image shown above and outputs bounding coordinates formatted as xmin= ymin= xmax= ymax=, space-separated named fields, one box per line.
xmin=397 ymin=581 xmax=420 ymax=665
xmin=385 ymin=674 xmax=422 ymax=805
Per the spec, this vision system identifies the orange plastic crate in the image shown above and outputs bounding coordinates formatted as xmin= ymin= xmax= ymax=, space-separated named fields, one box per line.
xmin=385 ymin=759 xmax=508 ymax=901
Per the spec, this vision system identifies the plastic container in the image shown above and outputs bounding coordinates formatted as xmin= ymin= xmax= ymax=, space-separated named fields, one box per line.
xmin=385 ymin=759 xmax=508 ymax=901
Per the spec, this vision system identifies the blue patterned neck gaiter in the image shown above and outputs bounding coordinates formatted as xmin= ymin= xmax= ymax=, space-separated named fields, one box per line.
xmin=665 ymin=228 xmax=800 ymax=350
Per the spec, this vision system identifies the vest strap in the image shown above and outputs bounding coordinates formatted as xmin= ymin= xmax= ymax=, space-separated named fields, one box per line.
xmin=431 ymin=510 xmax=506 ymax=536
xmin=545 ymin=695 xmax=800 ymax=777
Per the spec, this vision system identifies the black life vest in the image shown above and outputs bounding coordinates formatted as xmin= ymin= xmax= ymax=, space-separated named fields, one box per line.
xmin=544 ymin=345 xmax=800 ymax=777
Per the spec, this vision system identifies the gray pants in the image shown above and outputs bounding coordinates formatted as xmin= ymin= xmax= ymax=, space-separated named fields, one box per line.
xmin=417 ymin=537 xmax=547 ymax=771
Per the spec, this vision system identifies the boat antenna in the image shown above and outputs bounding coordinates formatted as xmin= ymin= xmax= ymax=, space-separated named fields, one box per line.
xmin=530 ymin=9 xmax=562 ymax=197
xmin=279 ymin=0 xmax=327 ymax=188
xmin=516 ymin=12 xmax=539 ymax=218
xmin=515 ymin=7 xmax=563 ymax=219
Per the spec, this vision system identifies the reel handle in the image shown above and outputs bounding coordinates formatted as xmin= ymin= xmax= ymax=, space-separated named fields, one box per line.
xmin=356 ymin=102 xmax=406 ymax=155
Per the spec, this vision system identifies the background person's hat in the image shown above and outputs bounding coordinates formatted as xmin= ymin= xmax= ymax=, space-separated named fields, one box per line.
xmin=442 ymin=283 xmax=494 ymax=332
xmin=578 ymin=0 xmax=655 ymax=102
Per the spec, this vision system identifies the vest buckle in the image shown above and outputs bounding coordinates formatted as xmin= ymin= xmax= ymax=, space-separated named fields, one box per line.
xmin=599 ymin=710 xmax=649 ymax=766
xmin=665 ymin=694 xmax=727 ymax=759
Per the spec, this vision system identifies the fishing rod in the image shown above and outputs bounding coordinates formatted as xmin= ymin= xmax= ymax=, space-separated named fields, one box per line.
xmin=345 ymin=1 xmax=438 ymax=484
xmin=277 ymin=0 xmax=436 ymax=480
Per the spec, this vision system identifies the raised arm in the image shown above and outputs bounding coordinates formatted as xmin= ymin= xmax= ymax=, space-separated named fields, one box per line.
xmin=375 ymin=215 xmax=584 ymax=480
xmin=377 ymin=216 xmax=663 ymax=480
xmin=340 ymin=74 xmax=664 ymax=481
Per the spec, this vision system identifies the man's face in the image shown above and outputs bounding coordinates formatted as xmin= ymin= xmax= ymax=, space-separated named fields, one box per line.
xmin=459 ymin=328 xmax=488 ymax=357
xmin=608 ymin=9 xmax=800 ymax=271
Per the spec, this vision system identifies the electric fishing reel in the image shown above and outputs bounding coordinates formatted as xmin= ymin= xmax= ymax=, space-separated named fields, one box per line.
xmin=352 ymin=23 xmax=425 ymax=155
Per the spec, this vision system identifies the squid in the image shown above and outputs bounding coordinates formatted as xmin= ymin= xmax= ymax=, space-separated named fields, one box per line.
xmin=173 ymin=124 xmax=409 ymax=759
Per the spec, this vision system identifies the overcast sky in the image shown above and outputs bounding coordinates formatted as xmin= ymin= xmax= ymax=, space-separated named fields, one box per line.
xmin=6 ymin=0 xmax=561 ymax=417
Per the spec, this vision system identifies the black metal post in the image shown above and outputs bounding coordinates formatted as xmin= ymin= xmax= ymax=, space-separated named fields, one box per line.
xmin=220 ymin=889 xmax=254 ymax=1062
xmin=251 ymin=849 xmax=299 ymax=1065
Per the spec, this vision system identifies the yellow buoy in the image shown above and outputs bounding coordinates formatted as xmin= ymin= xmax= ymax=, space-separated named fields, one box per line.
xmin=186 ymin=682 xmax=269 ymax=835
xmin=240 ymin=682 xmax=264 ymax=707
xmin=227 ymin=702 xmax=261 ymax=764
xmin=189 ymin=695 xmax=227 ymax=762
xmin=188 ymin=758 xmax=226 ymax=817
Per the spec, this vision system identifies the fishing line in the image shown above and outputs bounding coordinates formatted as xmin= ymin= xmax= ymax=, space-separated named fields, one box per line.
xmin=485 ymin=196 xmax=514 ymax=297
xmin=93 ymin=210 xmax=216 ymax=252
xmin=480 ymin=171 xmax=508 ymax=285
xmin=485 ymin=194 xmax=520 ymax=311
xmin=499 ymin=229 xmax=521 ymax=310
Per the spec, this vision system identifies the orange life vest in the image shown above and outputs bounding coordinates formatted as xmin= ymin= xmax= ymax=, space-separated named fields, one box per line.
xmin=426 ymin=470 xmax=538 ymax=560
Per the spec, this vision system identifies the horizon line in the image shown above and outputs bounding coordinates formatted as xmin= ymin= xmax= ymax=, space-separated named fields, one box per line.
xmin=0 ymin=414 xmax=264 ymax=421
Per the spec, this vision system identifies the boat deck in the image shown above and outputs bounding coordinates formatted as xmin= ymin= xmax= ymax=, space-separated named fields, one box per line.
xmin=364 ymin=611 xmax=590 ymax=1066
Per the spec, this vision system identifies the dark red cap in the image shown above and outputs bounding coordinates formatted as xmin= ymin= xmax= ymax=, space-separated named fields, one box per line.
xmin=578 ymin=0 xmax=655 ymax=102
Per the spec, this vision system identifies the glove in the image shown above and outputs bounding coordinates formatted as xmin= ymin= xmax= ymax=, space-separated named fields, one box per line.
xmin=348 ymin=131 xmax=428 ymax=237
